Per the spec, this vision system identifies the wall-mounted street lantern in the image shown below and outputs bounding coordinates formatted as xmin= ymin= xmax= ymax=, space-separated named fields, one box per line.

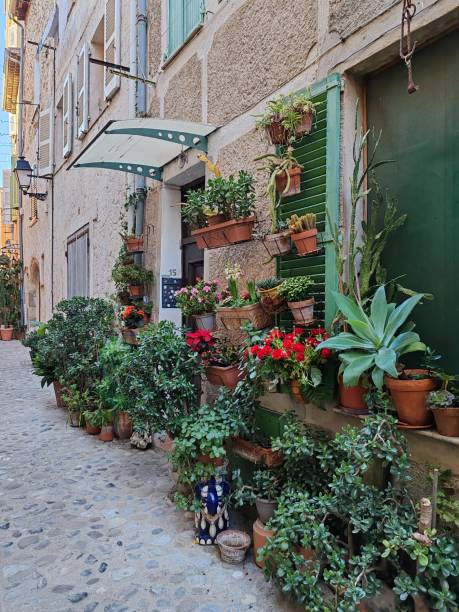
xmin=13 ymin=155 xmax=49 ymax=201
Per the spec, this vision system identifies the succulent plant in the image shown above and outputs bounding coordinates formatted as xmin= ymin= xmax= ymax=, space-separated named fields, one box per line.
xmin=287 ymin=213 xmax=316 ymax=233
xmin=427 ymin=389 xmax=456 ymax=409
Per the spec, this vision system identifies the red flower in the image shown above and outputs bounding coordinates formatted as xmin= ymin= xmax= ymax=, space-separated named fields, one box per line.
xmin=251 ymin=345 xmax=261 ymax=356
xmin=283 ymin=338 xmax=293 ymax=350
xmin=292 ymin=342 xmax=305 ymax=353
xmin=272 ymin=348 xmax=285 ymax=360
xmin=258 ymin=345 xmax=272 ymax=359
xmin=296 ymin=352 xmax=305 ymax=362
xmin=294 ymin=327 xmax=304 ymax=335
xmin=321 ymin=348 xmax=331 ymax=359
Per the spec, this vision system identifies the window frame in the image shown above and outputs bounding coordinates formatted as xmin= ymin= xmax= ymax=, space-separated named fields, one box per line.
xmin=66 ymin=224 xmax=90 ymax=298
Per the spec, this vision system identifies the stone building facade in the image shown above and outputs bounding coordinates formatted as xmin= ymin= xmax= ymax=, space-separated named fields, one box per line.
xmin=7 ymin=0 xmax=459 ymax=481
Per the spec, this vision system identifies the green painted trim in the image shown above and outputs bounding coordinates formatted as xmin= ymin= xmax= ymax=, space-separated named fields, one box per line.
xmin=106 ymin=127 xmax=208 ymax=152
xmin=73 ymin=161 xmax=163 ymax=180
xmin=324 ymin=78 xmax=341 ymax=328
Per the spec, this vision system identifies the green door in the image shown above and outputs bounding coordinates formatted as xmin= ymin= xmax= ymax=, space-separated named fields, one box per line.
xmin=367 ymin=30 xmax=459 ymax=371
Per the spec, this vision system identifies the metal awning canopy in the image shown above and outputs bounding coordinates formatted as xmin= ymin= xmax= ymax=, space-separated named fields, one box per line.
xmin=68 ymin=118 xmax=217 ymax=181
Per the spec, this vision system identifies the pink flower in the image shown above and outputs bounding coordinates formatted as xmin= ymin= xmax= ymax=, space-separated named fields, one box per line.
xmin=203 ymin=285 xmax=211 ymax=293
xmin=191 ymin=288 xmax=198 ymax=296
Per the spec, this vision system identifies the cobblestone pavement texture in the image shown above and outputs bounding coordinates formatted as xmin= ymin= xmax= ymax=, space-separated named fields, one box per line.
xmin=0 ymin=341 xmax=298 ymax=612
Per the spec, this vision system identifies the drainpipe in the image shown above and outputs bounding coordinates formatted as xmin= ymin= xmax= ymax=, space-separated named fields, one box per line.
xmin=134 ymin=0 xmax=147 ymax=240
xmin=11 ymin=15 xmax=25 ymax=327
xmin=127 ymin=0 xmax=137 ymax=235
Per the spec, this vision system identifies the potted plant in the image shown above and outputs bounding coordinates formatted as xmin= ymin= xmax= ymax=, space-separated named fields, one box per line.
xmin=112 ymin=262 xmax=153 ymax=298
xmin=255 ymin=93 xmax=316 ymax=144
xmin=256 ymin=147 xmax=303 ymax=201
xmin=97 ymin=408 xmax=115 ymax=442
xmin=175 ymin=280 xmax=222 ymax=331
xmin=426 ymin=371 xmax=459 ymax=437
xmin=119 ymin=304 xmax=144 ymax=345
xmin=217 ymin=264 xmax=272 ymax=331
xmin=82 ymin=409 xmax=102 ymax=435
xmin=277 ymin=276 xmax=315 ymax=325
xmin=121 ymin=232 xmax=144 ymax=253
xmin=0 ymin=254 xmax=21 ymax=340
xmin=62 ymin=385 xmax=89 ymax=428
xmin=287 ymin=213 xmax=318 ymax=256
xmin=317 ymin=286 xmax=429 ymax=422
xmin=234 ymin=467 xmax=283 ymax=525
xmin=256 ymin=277 xmax=287 ymax=315
xmin=186 ymin=330 xmax=242 ymax=388
xmin=182 ymin=172 xmax=256 ymax=250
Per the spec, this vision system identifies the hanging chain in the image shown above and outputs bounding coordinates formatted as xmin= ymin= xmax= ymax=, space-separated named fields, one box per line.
xmin=400 ymin=0 xmax=419 ymax=94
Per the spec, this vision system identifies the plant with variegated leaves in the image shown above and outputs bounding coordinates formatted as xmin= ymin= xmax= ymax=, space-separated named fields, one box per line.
xmin=316 ymin=285 xmax=426 ymax=389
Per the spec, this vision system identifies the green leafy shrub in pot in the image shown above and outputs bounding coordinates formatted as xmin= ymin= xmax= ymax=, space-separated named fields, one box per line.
xmin=0 ymin=254 xmax=21 ymax=330
xmin=277 ymin=276 xmax=314 ymax=303
xmin=317 ymin=285 xmax=426 ymax=390
xmin=83 ymin=408 xmax=114 ymax=428
xmin=182 ymin=189 xmax=208 ymax=229
xmin=22 ymin=323 xmax=47 ymax=359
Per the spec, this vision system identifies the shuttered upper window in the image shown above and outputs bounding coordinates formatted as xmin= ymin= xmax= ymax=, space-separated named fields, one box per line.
xmin=104 ymin=0 xmax=121 ymax=100
xmin=277 ymin=75 xmax=342 ymax=330
xmin=67 ymin=225 xmax=90 ymax=298
xmin=167 ymin=0 xmax=204 ymax=59
xmin=38 ymin=108 xmax=53 ymax=175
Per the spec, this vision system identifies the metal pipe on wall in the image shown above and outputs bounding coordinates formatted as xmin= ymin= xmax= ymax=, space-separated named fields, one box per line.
xmin=134 ymin=0 xmax=147 ymax=239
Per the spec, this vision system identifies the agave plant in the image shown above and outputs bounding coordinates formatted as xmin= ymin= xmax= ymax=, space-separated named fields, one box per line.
xmin=316 ymin=286 xmax=426 ymax=389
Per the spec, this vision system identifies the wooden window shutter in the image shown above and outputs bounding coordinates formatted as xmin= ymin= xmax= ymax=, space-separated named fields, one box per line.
xmin=77 ymin=43 xmax=90 ymax=138
xmin=62 ymin=73 xmax=73 ymax=157
xmin=277 ymin=75 xmax=341 ymax=330
xmin=38 ymin=108 xmax=53 ymax=175
xmin=167 ymin=0 xmax=203 ymax=57
xmin=184 ymin=0 xmax=203 ymax=39
xmin=104 ymin=0 xmax=121 ymax=100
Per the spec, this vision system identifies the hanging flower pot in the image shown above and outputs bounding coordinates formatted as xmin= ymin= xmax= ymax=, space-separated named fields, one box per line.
xmin=193 ymin=312 xmax=216 ymax=331
xmin=124 ymin=235 xmax=144 ymax=253
xmin=128 ymin=284 xmax=144 ymax=298
xmin=287 ymin=298 xmax=315 ymax=326
xmin=258 ymin=285 xmax=287 ymax=316
xmin=197 ymin=454 xmax=225 ymax=466
xmin=294 ymin=110 xmax=314 ymax=138
xmin=205 ymin=364 xmax=242 ymax=388
xmin=208 ymin=213 xmax=226 ymax=226
xmin=292 ymin=228 xmax=318 ymax=256
xmin=339 ymin=376 xmax=368 ymax=415
xmin=217 ymin=302 xmax=272 ymax=331
xmin=275 ymin=166 xmax=302 ymax=197
xmin=230 ymin=437 xmax=283 ymax=468
xmin=262 ymin=231 xmax=291 ymax=257
xmin=192 ymin=217 xmax=255 ymax=250
xmin=265 ymin=120 xmax=289 ymax=145
xmin=385 ymin=369 xmax=436 ymax=427
xmin=0 ymin=326 xmax=14 ymax=341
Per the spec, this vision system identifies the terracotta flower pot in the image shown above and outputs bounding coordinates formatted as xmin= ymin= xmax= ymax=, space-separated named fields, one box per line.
xmin=0 ymin=326 xmax=14 ymax=341
xmin=291 ymin=380 xmax=304 ymax=403
xmin=217 ymin=302 xmax=272 ymax=331
xmin=262 ymin=231 xmax=291 ymax=257
xmin=193 ymin=312 xmax=216 ymax=331
xmin=256 ymin=498 xmax=278 ymax=525
xmin=115 ymin=411 xmax=133 ymax=439
xmin=53 ymin=380 xmax=65 ymax=408
xmin=258 ymin=286 xmax=287 ymax=316
xmin=275 ymin=166 xmax=302 ymax=197
xmin=253 ymin=519 xmax=274 ymax=569
xmin=295 ymin=111 xmax=314 ymax=138
xmin=230 ymin=437 xmax=283 ymax=468
xmin=205 ymin=364 xmax=242 ymax=388
xmin=291 ymin=228 xmax=318 ymax=256
xmin=339 ymin=376 xmax=368 ymax=415
xmin=128 ymin=284 xmax=144 ymax=298
xmin=265 ymin=121 xmax=288 ymax=145
xmin=432 ymin=407 xmax=459 ymax=437
xmin=192 ymin=217 xmax=255 ymax=250
xmin=124 ymin=236 xmax=144 ymax=253
xmin=69 ymin=411 xmax=80 ymax=427
xmin=121 ymin=328 xmax=140 ymax=345
xmin=287 ymin=298 xmax=314 ymax=326
xmin=98 ymin=425 xmax=114 ymax=442
xmin=208 ymin=213 xmax=226 ymax=226
xmin=85 ymin=422 xmax=101 ymax=435
xmin=197 ymin=454 xmax=225 ymax=466
xmin=385 ymin=369 xmax=436 ymax=427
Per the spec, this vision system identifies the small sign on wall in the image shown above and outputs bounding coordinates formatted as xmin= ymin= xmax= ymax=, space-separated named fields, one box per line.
xmin=161 ymin=276 xmax=182 ymax=308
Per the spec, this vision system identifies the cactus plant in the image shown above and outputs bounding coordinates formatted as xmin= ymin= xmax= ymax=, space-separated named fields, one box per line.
xmin=287 ymin=213 xmax=316 ymax=234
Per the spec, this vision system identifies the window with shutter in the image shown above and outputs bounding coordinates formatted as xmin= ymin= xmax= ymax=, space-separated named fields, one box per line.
xmin=62 ymin=73 xmax=73 ymax=157
xmin=38 ymin=108 xmax=53 ymax=175
xmin=167 ymin=0 xmax=203 ymax=58
xmin=67 ymin=225 xmax=90 ymax=298
xmin=104 ymin=0 xmax=121 ymax=100
xmin=277 ymin=74 xmax=341 ymax=330
xmin=77 ymin=43 xmax=90 ymax=138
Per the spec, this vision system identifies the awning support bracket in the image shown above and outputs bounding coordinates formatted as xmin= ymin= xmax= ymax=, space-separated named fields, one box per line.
xmin=106 ymin=126 xmax=208 ymax=153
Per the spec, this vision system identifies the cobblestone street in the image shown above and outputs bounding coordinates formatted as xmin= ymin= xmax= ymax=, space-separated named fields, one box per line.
xmin=0 ymin=342 xmax=295 ymax=612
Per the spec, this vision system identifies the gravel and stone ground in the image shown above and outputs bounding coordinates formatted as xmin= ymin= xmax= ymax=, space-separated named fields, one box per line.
xmin=0 ymin=341 xmax=298 ymax=612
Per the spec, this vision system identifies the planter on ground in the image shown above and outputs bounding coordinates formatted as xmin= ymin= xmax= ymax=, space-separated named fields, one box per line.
xmin=0 ymin=326 xmax=14 ymax=341
xmin=205 ymin=364 xmax=242 ymax=389
xmin=114 ymin=411 xmax=133 ymax=439
xmin=291 ymin=228 xmax=318 ymax=256
xmin=217 ymin=303 xmax=272 ymax=331
xmin=339 ymin=376 xmax=368 ymax=415
xmin=230 ymin=437 xmax=283 ymax=468
xmin=385 ymin=369 xmax=436 ymax=427
xmin=98 ymin=425 xmax=114 ymax=442
xmin=69 ymin=411 xmax=80 ymax=427
xmin=192 ymin=216 xmax=255 ymax=250
xmin=85 ymin=422 xmax=101 ymax=435
xmin=53 ymin=380 xmax=65 ymax=408
xmin=275 ymin=167 xmax=302 ymax=197
xmin=253 ymin=519 xmax=274 ymax=569
xmin=288 ymin=297 xmax=315 ymax=326
xmin=216 ymin=530 xmax=251 ymax=564
xmin=262 ymin=231 xmax=291 ymax=257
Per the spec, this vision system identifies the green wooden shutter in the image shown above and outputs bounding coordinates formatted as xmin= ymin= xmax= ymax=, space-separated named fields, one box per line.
xmin=168 ymin=0 xmax=203 ymax=58
xmin=277 ymin=74 xmax=341 ymax=329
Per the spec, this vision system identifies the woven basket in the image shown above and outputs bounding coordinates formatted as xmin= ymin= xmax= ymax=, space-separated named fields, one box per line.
xmin=216 ymin=530 xmax=251 ymax=564
xmin=217 ymin=302 xmax=272 ymax=331
xmin=262 ymin=232 xmax=291 ymax=257
xmin=258 ymin=286 xmax=287 ymax=316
